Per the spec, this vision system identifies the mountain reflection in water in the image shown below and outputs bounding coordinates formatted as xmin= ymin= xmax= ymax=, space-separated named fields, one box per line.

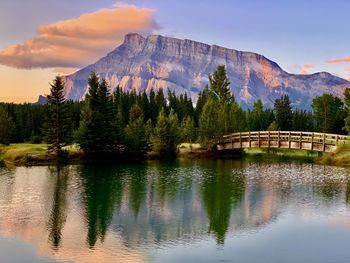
xmin=0 ymin=159 xmax=350 ymax=263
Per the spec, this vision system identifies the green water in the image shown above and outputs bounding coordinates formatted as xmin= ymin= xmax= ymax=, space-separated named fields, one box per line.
xmin=0 ymin=159 xmax=350 ymax=263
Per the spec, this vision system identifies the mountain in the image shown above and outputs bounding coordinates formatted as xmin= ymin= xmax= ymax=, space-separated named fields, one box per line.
xmin=63 ymin=33 xmax=350 ymax=109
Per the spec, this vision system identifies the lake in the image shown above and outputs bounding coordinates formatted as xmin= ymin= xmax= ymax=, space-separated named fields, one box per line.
xmin=0 ymin=159 xmax=350 ymax=263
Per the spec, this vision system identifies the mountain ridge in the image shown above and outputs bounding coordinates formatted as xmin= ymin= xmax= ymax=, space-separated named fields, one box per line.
xmin=62 ymin=33 xmax=350 ymax=109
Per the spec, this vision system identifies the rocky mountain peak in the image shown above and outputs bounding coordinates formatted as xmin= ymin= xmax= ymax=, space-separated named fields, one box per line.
xmin=63 ymin=33 xmax=350 ymax=109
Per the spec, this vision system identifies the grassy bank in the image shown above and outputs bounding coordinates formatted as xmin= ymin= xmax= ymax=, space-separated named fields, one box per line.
xmin=2 ymin=142 xmax=349 ymax=167
xmin=0 ymin=144 xmax=81 ymax=167
xmin=244 ymin=148 xmax=320 ymax=159
xmin=315 ymin=143 xmax=350 ymax=166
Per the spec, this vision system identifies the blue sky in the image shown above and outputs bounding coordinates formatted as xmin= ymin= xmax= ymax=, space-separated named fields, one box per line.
xmin=0 ymin=0 xmax=349 ymax=102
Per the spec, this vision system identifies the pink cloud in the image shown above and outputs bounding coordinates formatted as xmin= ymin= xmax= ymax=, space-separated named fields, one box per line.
xmin=0 ymin=4 xmax=158 ymax=69
xmin=300 ymin=64 xmax=314 ymax=75
xmin=327 ymin=57 xmax=350 ymax=64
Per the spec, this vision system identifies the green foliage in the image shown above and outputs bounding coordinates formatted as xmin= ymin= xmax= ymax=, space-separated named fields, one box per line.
xmin=312 ymin=93 xmax=345 ymax=133
xmin=343 ymin=88 xmax=350 ymax=134
xmin=199 ymin=66 xmax=240 ymax=148
xmin=124 ymin=104 xmax=151 ymax=158
xmin=267 ymin=121 xmax=279 ymax=131
xmin=247 ymin=99 xmax=274 ymax=131
xmin=181 ymin=116 xmax=196 ymax=143
xmin=274 ymin=95 xmax=293 ymax=130
xmin=0 ymin=108 xmax=14 ymax=145
xmin=199 ymin=97 xmax=222 ymax=148
xmin=292 ymin=109 xmax=314 ymax=131
xmin=208 ymin=65 xmax=234 ymax=105
xmin=151 ymin=109 xmax=181 ymax=158
xmin=76 ymin=73 xmax=116 ymax=158
xmin=44 ymin=76 xmax=71 ymax=157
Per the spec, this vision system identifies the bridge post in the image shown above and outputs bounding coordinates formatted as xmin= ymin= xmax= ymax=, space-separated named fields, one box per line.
xmin=299 ymin=132 xmax=302 ymax=149
xmin=239 ymin=132 xmax=242 ymax=148
xmin=231 ymin=134 xmax=233 ymax=149
xmin=268 ymin=131 xmax=270 ymax=148
xmin=335 ymin=135 xmax=339 ymax=146
xmin=249 ymin=132 xmax=251 ymax=148
xmin=288 ymin=131 xmax=291 ymax=149
xmin=258 ymin=131 xmax=260 ymax=148
xmin=323 ymin=133 xmax=326 ymax=152
xmin=278 ymin=131 xmax=280 ymax=148
xmin=311 ymin=132 xmax=314 ymax=151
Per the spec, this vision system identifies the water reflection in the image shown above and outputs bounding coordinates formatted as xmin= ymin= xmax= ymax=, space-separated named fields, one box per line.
xmin=0 ymin=160 xmax=350 ymax=263
xmin=47 ymin=166 xmax=69 ymax=249
xmin=80 ymin=165 xmax=124 ymax=247
xmin=201 ymin=168 xmax=245 ymax=244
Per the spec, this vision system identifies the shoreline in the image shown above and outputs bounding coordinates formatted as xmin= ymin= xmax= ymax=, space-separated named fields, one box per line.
xmin=1 ymin=143 xmax=349 ymax=168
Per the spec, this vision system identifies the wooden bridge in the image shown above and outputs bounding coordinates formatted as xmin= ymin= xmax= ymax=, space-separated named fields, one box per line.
xmin=217 ymin=131 xmax=348 ymax=152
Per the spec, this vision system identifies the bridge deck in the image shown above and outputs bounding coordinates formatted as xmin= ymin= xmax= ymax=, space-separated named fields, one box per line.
xmin=217 ymin=131 xmax=348 ymax=152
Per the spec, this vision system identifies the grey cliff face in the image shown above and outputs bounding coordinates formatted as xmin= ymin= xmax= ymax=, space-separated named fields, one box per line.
xmin=63 ymin=33 xmax=350 ymax=109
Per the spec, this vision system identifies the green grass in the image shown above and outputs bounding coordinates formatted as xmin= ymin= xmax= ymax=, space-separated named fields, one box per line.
xmin=0 ymin=144 xmax=47 ymax=163
xmin=0 ymin=143 xmax=82 ymax=166
xmin=316 ymin=143 xmax=350 ymax=166
xmin=244 ymin=147 xmax=320 ymax=158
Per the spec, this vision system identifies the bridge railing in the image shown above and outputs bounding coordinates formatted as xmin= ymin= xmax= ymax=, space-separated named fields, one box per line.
xmin=222 ymin=131 xmax=348 ymax=147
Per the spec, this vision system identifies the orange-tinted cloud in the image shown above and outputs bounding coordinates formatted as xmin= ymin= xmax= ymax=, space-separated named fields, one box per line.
xmin=327 ymin=57 xmax=350 ymax=64
xmin=300 ymin=64 xmax=314 ymax=74
xmin=0 ymin=4 xmax=158 ymax=69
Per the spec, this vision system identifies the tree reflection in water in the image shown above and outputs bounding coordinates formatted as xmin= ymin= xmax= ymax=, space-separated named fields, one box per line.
xmin=80 ymin=165 xmax=124 ymax=247
xmin=201 ymin=163 xmax=245 ymax=244
xmin=47 ymin=165 xmax=69 ymax=250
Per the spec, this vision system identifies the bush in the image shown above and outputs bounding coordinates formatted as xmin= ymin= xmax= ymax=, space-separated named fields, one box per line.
xmin=30 ymin=135 xmax=42 ymax=144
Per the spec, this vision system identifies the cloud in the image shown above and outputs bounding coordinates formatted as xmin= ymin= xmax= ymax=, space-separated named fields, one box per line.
xmin=327 ymin=57 xmax=350 ymax=64
xmin=300 ymin=64 xmax=314 ymax=75
xmin=0 ymin=4 xmax=158 ymax=69
xmin=292 ymin=64 xmax=314 ymax=75
xmin=53 ymin=67 xmax=79 ymax=75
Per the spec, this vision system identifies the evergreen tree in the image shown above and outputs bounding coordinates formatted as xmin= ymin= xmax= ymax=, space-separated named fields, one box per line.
xmin=199 ymin=97 xmax=221 ymax=148
xmin=228 ymin=102 xmax=247 ymax=132
xmin=181 ymin=116 xmax=196 ymax=144
xmin=292 ymin=110 xmax=314 ymax=131
xmin=195 ymin=87 xmax=209 ymax=125
xmin=208 ymin=65 xmax=234 ymax=105
xmin=274 ymin=95 xmax=293 ymax=130
xmin=44 ymin=76 xmax=71 ymax=157
xmin=199 ymin=66 xmax=235 ymax=147
xmin=0 ymin=108 xmax=14 ymax=145
xmin=151 ymin=109 xmax=181 ymax=158
xmin=149 ymin=89 xmax=158 ymax=125
xmin=76 ymin=73 xmax=116 ymax=158
xmin=344 ymin=88 xmax=350 ymax=134
xmin=155 ymin=89 xmax=167 ymax=113
xmin=312 ymin=93 xmax=345 ymax=133
xmin=125 ymin=104 xmax=151 ymax=158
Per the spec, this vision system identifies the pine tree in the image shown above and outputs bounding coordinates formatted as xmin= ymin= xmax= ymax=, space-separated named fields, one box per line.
xmin=151 ymin=109 xmax=181 ymax=158
xmin=344 ymin=88 xmax=350 ymax=134
xmin=76 ymin=73 xmax=116 ymax=158
xmin=199 ymin=97 xmax=221 ymax=149
xmin=125 ymin=104 xmax=151 ymax=158
xmin=44 ymin=76 xmax=71 ymax=158
xmin=208 ymin=65 xmax=234 ymax=105
xmin=0 ymin=108 xmax=14 ymax=145
xmin=181 ymin=116 xmax=196 ymax=144
xmin=274 ymin=95 xmax=293 ymax=130
xmin=312 ymin=94 xmax=345 ymax=133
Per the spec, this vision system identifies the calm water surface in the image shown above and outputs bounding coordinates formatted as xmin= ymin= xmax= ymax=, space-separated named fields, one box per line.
xmin=0 ymin=159 xmax=350 ymax=263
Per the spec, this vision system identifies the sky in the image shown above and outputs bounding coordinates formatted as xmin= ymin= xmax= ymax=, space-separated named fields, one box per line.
xmin=0 ymin=0 xmax=349 ymax=103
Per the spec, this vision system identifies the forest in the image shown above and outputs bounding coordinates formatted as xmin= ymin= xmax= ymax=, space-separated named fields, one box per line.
xmin=1 ymin=65 xmax=350 ymax=160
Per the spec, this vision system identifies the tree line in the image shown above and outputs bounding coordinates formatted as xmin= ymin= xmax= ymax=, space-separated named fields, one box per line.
xmin=1 ymin=65 xmax=350 ymax=160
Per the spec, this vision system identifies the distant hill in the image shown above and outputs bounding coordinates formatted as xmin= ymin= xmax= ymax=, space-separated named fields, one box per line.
xmin=62 ymin=33 xmax=350 ymax=109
